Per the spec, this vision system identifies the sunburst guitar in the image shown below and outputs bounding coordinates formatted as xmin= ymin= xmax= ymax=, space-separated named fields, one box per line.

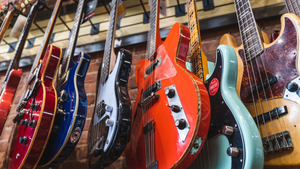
xmin=220 ymin=0 xmax=300 ymax=167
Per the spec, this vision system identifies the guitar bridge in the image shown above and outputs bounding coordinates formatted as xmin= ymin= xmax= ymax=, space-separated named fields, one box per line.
xmin=89 ymin=136 xmax=105 ymax=157
xmin=262 ymin=130 xmax=293 ymax=153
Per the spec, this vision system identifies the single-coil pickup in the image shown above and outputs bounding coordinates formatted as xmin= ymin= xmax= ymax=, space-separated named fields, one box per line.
xmin=262 ymin=130 xmax=293 ymax=153
xmin=143 ymin=120 xmax=154 ymax=135
xmin=253 ymin=106 xmax=288 ymax=125
xmin=140 ymin=80 xmax=161 ymax=107
xmin=144 ymin=56 xmax=162 ymax=78
xmin=248 ymin=76 xmax=277 ymax=95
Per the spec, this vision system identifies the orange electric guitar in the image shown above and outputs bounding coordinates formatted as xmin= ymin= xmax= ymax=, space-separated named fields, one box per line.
xmin=124 ymin=0 xmax=210 ymax=168
xmin=220 ymin=0 xmax=300 ymax=167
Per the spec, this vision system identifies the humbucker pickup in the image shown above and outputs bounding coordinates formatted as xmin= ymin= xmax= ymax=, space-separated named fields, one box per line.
xmin=253 ymin=106 xmax=288 ymax=124
xmin=248 ymin=76 xmax=277 ymax=95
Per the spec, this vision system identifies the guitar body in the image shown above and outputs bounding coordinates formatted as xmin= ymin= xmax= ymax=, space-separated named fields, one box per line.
xmin=188 ymin=45 xmax=264 ymax=169
xmin=0 ymin=68 xmax=22 ymax=135
xmin=8 ymin=45 xmax=61 ymax=169
xmin=220 ymin=13 xmax=300 ymax=168
xmin=125 ymin=22 xmax=210 ymax=169
xmin=88 ymin=49 xmax=132 ymax=168
xmin=38 ymin=52 xmax=90 ymax=167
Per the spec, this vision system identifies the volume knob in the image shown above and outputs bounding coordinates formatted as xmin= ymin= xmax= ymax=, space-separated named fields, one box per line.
xmin=175 ymin=119 xmax=186 ymax=130
xmin=222 ymin=126 xmax=234 ymax=136
xmin=227 ymin=147 xmax=239 ymax=156
xmin=170 ymin=105 xmax=181 ymax=113
xmin=19 ymin=136 xmax=27 ymax=145
xmin=20 ymin=119 xmax=28 ymax=126
xmin=165 ymin=88 xmax=175 ymax=98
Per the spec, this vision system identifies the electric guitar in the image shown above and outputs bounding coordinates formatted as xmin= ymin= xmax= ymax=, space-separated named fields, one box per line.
xmin=0 ymin=0 xmax=30 ymax=43
xmin=220 ymin=0 xmax=300 ymax=167
xmin=185 ymin=0 xmax=264 ymax=168
xmin=0 ymin=0 xmax=36 ymax=136
xmin=8 ymin=0 xmax=63 ymax=168
xmin=124 ymin=0 xmax=210 ymax=168
xmin=88 ymin=0 xmax=132 ymax=168
xmin=38 ymin=0 xmax=91 ymax=166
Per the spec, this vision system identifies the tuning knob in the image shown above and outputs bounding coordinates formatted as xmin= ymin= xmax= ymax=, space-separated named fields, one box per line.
xmin=21 ymin=3 xmax=25 ymax=8
xmin=25 ymin=0 xmax=29 ymax=5
xmin=19 ymin=136 xmax=27 ymax=145
xmin=227 ymin=147 xmax=239 ymax=156
xmin=30 ymin=103 xmax=38 ymax=111
xmin=20 ymin=119 xmax=28 ymax=126
xmin=169 ymin=105 xmax=181 ymax=113
xmin=165 ymin=88 xmax=175 ymax=98
xmin=286 ymin=82 xmax=298 ymax=92
xmin=29 ymin=120 xmax=36 ymax=128
xmin=222 ymin=126 xmax=234 ymax=136
xmin=175 ymin=119 xmax=186 ymax=130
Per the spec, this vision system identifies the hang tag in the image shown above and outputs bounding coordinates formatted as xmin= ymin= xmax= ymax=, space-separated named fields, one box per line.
xmin=148 ymin=0 xmax=167 ymax=17
xmin=10 ymin=14 xmax=27 ymax=39
xmin=82 ymin=0 xmax=98 ymax=24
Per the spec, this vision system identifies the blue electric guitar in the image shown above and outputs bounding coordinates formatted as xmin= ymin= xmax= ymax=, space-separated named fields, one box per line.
xmin=38 ymin=0 xmax=90 ymax=166
xmin=88 ymin=0 xmax=132 ymax=168
xmin=186 ymin=1 xmax=264 ymax=168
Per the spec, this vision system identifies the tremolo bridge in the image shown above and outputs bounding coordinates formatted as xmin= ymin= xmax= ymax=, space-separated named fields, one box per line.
xmin=139 ymin=80 xmax=161 ymax=107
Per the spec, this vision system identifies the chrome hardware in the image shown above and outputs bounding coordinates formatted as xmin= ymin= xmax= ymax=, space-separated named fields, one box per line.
xmin=165 ymin=85 xmax=190 ymax=143
xmin=189 ymin=137 xmax=203 ymax=155
xmin=57 ymin=109 xmax=66 ymax=115
xmin=16 ymin=153 xmax=20 ymax=159
xmin=140 ymin=92 xmax=159 ymax=107
xmin=70 ymin=127 xmax=81 ymax=143
xmin=29 ymin=120 xmax=36 ymax=128
xmin=13 ymin=110 xmax=28 ymax=123
xmin=284 ymin=76 xmax=300 ymax=104
xmin=105 ymin=105 xmax=113 ymax=112
xmin=227 ymin=147 xmax=239 ymax=156
xmin=165 ymin=88 xmax=175 ymax=98
xmin=58 ymin=90 xmax=68 ymax=104
xmin=19 ymin=136 xmax=27 ymax=145
xmin=262 ymin=130 xmax=293 ymax=153
xmin=30 ymin=103 xmax=39 ymax=111
xmin=222 ymin=126 xmax=234 ymax=136
xmin=105 ymin=119 xmax=114 ymax=127
xmin=20 ymin=119 xmax=28 ymax=126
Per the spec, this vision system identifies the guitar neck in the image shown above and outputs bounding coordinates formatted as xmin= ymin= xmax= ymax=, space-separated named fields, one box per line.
xmin=147 ymin=0 xmax=161 ymax=60
xmin=100 ymin=0 xmax=119 ymax=84
xmin=234 ymin=0 xmax=264 ymax=60
xmin=0 ymin=10 xmax=15 ymax=43
xmin=30 ymin=0 xmax=62 ymax=73
xmin=186 ymin=0 xmax=208 ymax=82
xmin=284 ymin=0 xmax=300 ymax=17
xmin=2 ymin=1 xmax=40 ymax=84
xmin=60 ymin=0 xmax=85 ymax=76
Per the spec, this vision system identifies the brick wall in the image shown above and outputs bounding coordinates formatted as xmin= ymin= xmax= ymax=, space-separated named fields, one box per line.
xmin=0 ymin=15 xmax=281 ymax=169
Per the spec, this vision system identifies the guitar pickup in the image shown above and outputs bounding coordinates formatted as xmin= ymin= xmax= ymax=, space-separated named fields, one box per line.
xmin=143 ymin=120 xmax=154 ymax=135
xmin=145 ymin=56 xmax=162 ymax=78
xmin=253 ymin=106 xmax=288 ymax=125
xmin=248 ymin=76 xmax=277 ymax=95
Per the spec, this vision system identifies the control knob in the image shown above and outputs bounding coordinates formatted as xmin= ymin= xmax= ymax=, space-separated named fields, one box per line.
xmin=222 ymin=126 xmax=234 ymax=136
xmin=165 ymin=88 xmax=175 ymax=98
xmin=19 ymin=136 xmax=27 ymax=145
xmin=227 ymin=147 xmax=239 ymax=156
xmin=20 ymin=119 xmax=28 ymax=126
xmin=169 ymin=105 xmax=181 ymax=113
xmin=175 ymin=119 xmax=186 ymax=130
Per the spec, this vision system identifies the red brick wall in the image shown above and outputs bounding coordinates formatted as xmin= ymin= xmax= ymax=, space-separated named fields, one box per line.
xmin=0 ymin=15 xmax=281 ymax=169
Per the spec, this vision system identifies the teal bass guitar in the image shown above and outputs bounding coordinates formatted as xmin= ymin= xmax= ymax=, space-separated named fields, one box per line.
xmin=188 ymin=45 xmax=264 ymax=169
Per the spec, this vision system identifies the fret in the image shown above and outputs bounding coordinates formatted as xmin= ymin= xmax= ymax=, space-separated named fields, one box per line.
xmin=60 ymin=0 xmax=85 ymax=77
xmin=234 ymin=0 xmax=263 ymax=60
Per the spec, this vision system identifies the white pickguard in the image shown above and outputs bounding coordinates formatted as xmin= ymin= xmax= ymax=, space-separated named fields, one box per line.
xmin=94 ymin=52 xmax=122 ymax=152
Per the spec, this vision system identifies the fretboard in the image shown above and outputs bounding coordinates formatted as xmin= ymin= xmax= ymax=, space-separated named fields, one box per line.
xmin=147 ymin=0 xmax=160 ymax=60
xmin=187 ymin=0 xmax=207 ymax=82
xmin=60 ymin=0 xmax=85 ymax=77
xmin=234 ymin=0 xmax=263 ymax=60
xmin=1 ymin=1 xmax=40 ymax=91
xmin=284 ymin=0 xmax=300 ymax=17
xmin=30 ymin=0 xmax=62 ymax=73
xmin=100 ymin=0 xmax=118 ymax=84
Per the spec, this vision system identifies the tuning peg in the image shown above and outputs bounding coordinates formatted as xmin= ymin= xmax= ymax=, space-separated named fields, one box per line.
xmin=22 ymin=8 xmax=26 ymax=13
xmin=21 ymin=3 xmax=25 ymax=8
xmin=1 ymin=6 xmax=5 ymax=10
xmin=25 ymin=0 xmax=29 ymax=5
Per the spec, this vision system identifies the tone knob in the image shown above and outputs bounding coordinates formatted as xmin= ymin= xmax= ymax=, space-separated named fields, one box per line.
xmin=30 ymin=103 xmax=38 ymax=111
xmin=20 ymin=119 xmax=28 ymax=126
xmin=286 ymin=82 xmax=298 ymax=92
xmin=222 ymin=126 xmax=234 ymax=136
xmin=170 ymin=105 xmax=181 ymax=113
xmin=165 ymin=88 xmax=175 ymax=98
xmin=175 ymin=119 xmax=186 ymax=130
xmin=29 ymin=120 xmax=36 ymax=128
xmin=105 ymin=119 xmax=114 ymax=127
xmin=227 ymin=147 xmax=239 ymax=156
xmin=19 ymin=136 xmax=27 ymax=145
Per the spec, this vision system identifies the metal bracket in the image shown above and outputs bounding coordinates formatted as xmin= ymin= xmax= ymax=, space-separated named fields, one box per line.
xmin=203 ymin=0 xmax=215 ymax=11
xmin=175 ymin=0 xmax=185 ymax=17
xmin=90 ymin=21 xmax=99 ymax=35
xmin=284 ymin=76 xmax=300 ymax=104
xmin=143 ymin=11 xmax=150 ymax=24
xmin=26 ymin=38 xmax=35 ymax=49
xmin=8 ymin=42 xmax=17 ymax=53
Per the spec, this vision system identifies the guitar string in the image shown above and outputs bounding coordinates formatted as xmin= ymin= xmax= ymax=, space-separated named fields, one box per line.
xmin=235 ymin=0 xmax=273 ymax=150
xmin=242 ymin=0 xmax=287 ymax=151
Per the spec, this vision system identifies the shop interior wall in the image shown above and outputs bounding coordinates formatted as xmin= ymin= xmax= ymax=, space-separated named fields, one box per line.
xmin=0 ymin=15 xmax=282 ymax=169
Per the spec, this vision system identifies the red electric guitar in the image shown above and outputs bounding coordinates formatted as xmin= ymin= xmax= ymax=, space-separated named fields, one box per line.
xmin=8 ymin=0 xmax=63 ymax=168
xmin=124 ymin=0 xmax=210 ymax=168
xmin=0 ymin=0 xmax=36 ymax=136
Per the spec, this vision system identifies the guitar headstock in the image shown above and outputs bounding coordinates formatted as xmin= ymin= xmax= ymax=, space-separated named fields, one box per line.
xmin=0 ymin=2 xmax=9 ymax=19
